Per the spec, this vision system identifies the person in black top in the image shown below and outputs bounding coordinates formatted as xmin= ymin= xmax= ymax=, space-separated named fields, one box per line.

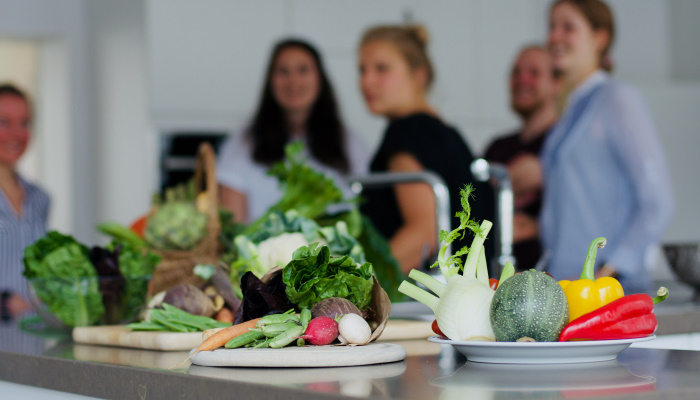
xmin=483 ymin=45 xmax=559 ymax=270
xmin=358 ymin=25 xmax=492 ymax=274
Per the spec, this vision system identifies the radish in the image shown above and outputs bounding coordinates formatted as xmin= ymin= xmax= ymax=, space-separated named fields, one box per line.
xmin=298 ymin=316 xmax=339 ymax=345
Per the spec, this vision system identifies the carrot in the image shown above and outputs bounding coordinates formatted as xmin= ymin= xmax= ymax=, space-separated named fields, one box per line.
xmin=215 ymin=307 xmax=234 ymax=324
xmin=202 ymin=327 xmax=227 ymax=341
xmin=193 ymin=318 xmax=261 ymax=354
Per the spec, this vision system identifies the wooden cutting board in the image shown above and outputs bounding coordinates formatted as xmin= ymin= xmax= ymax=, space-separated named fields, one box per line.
xmin=72 ymin=319 xmax=434 ymax=351
xmin=189 ymin=342 xmax=406 ymax=368
xmin=377 ymin=319 xmax=434 ymax=341
xmin=72 ymin=325 xmax=203 ymax=351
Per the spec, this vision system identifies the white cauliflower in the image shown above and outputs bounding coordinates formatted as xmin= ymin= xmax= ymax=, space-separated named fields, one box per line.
xmin=256 ymin=233 xmax=327 ymax=270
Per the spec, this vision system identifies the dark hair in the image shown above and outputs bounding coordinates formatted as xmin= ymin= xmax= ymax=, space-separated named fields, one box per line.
xmin=551 ymin=0 xmax=615 ymax=72
xmin=248 ymin=39 xmax=349 ymax=173
xmin=0 ymin=83 xmax=32 ymax=119
xmin=0 ymin=83 xmax=29 ymax=102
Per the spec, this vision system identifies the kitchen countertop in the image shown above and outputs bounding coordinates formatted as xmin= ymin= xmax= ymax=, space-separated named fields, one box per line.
xmin=1 ymin=300 xmax=700 ymax=400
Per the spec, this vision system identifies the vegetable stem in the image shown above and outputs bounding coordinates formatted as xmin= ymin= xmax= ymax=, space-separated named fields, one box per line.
xmin=581 ymin=237 xmax=606 ymax=280
xmin=498 ymin=261 xmax=515 ymax=284
xmin=398 ymin=281 xmax=440 ymax=313
xmin=476 ymin=245 xmax=488 ymax=284
xmin=407 ymin=269 xmax=445 ymax=297
xmin=653 ymin=287 xmax=669 ymax=304
xmin=463 ymin=221 xmax=493 ymax=279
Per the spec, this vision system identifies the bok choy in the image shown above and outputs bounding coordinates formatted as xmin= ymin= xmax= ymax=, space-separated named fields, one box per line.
xmin=398 ymin=185 xmax=497 ymax=341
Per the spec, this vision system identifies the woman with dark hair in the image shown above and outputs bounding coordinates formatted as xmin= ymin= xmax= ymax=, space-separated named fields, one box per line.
xmin=540 ymin=0 xmax=673 ymax=292
xmin=217 ymin=39 xmax=367 ymax=223
xmin=0 ymin=83 xmax=50 ymax=321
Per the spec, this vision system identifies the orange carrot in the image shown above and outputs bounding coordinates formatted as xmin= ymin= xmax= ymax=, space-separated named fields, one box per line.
xmin=193 ymin=318 xmax=261 ymax=353
xmin=215 ymin=307 xmax=234 ymax=324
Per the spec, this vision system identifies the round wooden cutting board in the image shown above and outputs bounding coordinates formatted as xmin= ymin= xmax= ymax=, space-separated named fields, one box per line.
xmin=189 ymin=342 xmax=406 ymax=368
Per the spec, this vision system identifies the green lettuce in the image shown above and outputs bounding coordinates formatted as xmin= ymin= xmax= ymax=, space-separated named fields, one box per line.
xmin=242 ymin=141 xmax=347 ymax=236
xmin=23 ymin=231 xmax=105 ymax=327
xmin=282 ymin=243 xmax=374 ymax=310
xmin=23 ymin=231 xmax=160 ymax=327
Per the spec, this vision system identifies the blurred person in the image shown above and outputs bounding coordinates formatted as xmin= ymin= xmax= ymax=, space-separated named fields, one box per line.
xmin=484 ymin=45 xmax=559 ymax=270
xmin=217 ymin=38 xmax=368 ymax=223
xmin=358 ymin=25 xmax=492 ymax=274
xmin=0 ymin=83 xmax=50 ymax=321
xmin=540 ymin=0 xmax=673 ymax=292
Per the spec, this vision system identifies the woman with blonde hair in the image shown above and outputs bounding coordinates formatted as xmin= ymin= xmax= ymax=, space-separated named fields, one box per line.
xmin=540 ymin=0 xmax=673 ymax=292
xmin=358 ymin=25 xmax=489 ymax=274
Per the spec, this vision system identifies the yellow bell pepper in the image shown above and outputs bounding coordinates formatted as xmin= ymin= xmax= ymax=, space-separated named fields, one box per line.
xmin=558 ymin=237 xmax=624 ymax=321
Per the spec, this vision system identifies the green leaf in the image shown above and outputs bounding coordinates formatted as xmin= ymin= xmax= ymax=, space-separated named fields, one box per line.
xmin=282 ymin=243 xmax=374 ymax=310
xmin=23 ymin=231 xmax=105 ymax=327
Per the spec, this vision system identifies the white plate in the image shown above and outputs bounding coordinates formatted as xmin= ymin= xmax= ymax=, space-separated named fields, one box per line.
xmin=188 ymin=342 xmax=407 ymax=368
xmin=428 ymin=335 xmax=656 ymax=364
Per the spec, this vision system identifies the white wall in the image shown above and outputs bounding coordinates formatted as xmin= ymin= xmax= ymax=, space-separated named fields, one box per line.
xmin=86 ymin=1 xmax=157 ymax=236
xmin=2 ymin=0 xmax=698 ymax=246
xmin=145 ymin=0 xmax=700 ymax=243
xmin=0 ymin=0 xmax=93 ymax=242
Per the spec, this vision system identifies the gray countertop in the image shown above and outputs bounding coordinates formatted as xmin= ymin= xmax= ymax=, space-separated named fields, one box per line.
xmin=1 ymin=300 xmax=700 ymax=400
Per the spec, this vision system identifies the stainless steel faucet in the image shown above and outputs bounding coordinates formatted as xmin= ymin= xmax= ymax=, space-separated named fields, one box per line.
xmin=348 ymin=172 xmax=452 ymax=264
xmin=470 ymin=159 xmax=516 ymax=276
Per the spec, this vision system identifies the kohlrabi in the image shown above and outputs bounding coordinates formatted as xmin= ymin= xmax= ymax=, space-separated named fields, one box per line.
xmin=398 ymin=185 xmax=497 ymax=341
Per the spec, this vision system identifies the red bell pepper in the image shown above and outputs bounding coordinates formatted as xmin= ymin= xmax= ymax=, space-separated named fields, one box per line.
xmin=558 ymin=287 xmax=668 ymax=341
xmin=431 ymin=319 xmax=444 ymax=336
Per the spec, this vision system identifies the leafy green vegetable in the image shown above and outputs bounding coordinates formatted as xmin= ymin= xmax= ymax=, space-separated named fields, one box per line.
xmin=24 ymin=231 xmax=105 ymax=327
xmin=432 ymin=184 xmax=484 ymax=279
xmin=111 ymin=241 xmax=160 ymax=323
xmin=282 ymin=243 xmax=374 ymax=311
xmin=96 ymin=222 xmax=147 ymax=250
xmin=243 ymin=141 xmax=347 ymax=235
xmin=23 ymin=231 xmax=160 ymax=327
xmin=356 ymin=215 xmax=407 ymax=303
xmin=218 ymin=207 xmax=245 ymax=265
xmin=231 ymin=210 xmax=365 ymax=281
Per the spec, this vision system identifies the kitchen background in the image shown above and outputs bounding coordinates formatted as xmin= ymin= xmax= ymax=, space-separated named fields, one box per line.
xmin=1 ymin=0 xmax=699 ymax=278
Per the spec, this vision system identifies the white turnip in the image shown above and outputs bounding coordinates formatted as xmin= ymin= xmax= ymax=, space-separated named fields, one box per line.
xmin=337 ymin=313 xmax=371 ymax=345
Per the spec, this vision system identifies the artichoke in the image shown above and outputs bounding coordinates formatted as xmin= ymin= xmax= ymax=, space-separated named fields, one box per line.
xmin=145 ymin=202 xmax=208 ymax=250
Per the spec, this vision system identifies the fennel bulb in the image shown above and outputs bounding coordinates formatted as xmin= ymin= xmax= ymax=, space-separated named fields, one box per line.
xmin=398 ymin=186 xmax=496 ymax=341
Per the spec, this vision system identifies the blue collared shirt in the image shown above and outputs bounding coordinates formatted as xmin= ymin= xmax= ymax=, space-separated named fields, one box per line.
xmin=0 ymin=175 xmax=50 ymax=299
xmin=539 ymin=71 xmax=674 ymax=293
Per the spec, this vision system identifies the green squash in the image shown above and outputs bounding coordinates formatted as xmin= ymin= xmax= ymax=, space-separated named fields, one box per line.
xmin=490 ymin=269 xmax=569 ymax=342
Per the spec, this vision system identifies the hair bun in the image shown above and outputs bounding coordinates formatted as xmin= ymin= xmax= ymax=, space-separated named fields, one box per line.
xmin=407 ymin=25 xmax=429 ymax=47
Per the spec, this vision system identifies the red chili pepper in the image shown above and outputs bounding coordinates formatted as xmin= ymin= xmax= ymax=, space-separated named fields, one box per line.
xmin=558 ymin=287 xmax=668 ymax=342
xmin=489 ymin=278 xmax=499 ymax=290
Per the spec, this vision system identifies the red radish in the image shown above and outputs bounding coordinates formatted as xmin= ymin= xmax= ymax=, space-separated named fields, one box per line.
xmin=298 ymin=316 xmax=339 ymax=345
